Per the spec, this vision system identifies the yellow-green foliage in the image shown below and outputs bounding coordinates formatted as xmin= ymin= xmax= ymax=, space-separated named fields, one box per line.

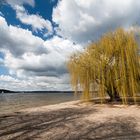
xmin=68 ymin=28 xmax=140 ymax=104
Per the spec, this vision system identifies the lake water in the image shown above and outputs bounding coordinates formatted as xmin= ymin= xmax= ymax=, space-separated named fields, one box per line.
xmin=0 ymin=93 xmax=80 ymax=114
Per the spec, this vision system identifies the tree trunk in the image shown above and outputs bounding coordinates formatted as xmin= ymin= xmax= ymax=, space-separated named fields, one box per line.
xmin=107 ymin=87 xmax=121 ymax=102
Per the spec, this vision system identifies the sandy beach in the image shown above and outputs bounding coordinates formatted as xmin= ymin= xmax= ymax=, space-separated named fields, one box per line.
xmin=0 ymin=101 xmax=140 ymax=140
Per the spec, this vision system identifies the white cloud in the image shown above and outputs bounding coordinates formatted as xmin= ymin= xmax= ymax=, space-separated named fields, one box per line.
xmin=15 ymin=5 xmax=53 ymax=35
xmin=5 ymin=0 xmax=53 ymax=36
xmin=0 ymin=75 xmax=43 ymax=91
xmin=0 ymin=74 xmax=71 ymax=91
xmin=0 ymin=16 xmax=82 ymax=90
xmin=53 ymin=0 xmax=140 ymax=44
xmin=5 ymin=0 xmax=35 ymax=7
xmin=1 ymin=0 xmax=140 ymax=90
xmin=0 ymin=16 xmax=44 ymax=56
xmin=3 ymin=36 xmax=81 ymax=78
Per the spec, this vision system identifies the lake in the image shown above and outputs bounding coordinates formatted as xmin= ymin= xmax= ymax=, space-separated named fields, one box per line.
xmin=0 ymin=93 xmax=79 ymax=114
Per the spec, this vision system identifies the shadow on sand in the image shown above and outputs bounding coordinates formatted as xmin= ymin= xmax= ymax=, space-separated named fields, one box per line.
xmin=0 ymin=106 xmax=140 ymax=140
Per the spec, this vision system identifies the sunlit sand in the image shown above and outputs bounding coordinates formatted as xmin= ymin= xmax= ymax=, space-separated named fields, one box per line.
xmin=0 ymin=100 xmax=140 ymax=139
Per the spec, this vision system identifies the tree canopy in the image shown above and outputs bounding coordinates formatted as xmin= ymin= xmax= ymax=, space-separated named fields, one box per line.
xmin=68 ymin=29 xmax=140 ymax=104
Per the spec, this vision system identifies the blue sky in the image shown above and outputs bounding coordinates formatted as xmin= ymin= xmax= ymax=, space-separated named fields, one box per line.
xmin=0 ymin=0 xmax=58 ymax=38
xmin=0 ymin=0 xmax=58 ymax=76
xmin=0 ymin=0 xmax=140 ymax=91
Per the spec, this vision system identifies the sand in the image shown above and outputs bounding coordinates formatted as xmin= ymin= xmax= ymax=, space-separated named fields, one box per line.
xmin=0 ymin=100 xmax=140 ymax=140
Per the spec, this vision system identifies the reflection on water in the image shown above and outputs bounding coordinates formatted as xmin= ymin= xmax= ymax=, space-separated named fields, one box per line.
xmin=0 ymin=93 xmax=79 ymax=114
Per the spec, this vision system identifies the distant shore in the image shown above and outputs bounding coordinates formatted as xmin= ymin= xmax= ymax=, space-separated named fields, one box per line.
xmin=0 ymin=100 xmax=140 ymax=139
xmin=0 ymin=89 xmax=79 ymax=94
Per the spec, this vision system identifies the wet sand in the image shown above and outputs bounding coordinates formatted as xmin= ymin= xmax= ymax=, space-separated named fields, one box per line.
xmin=0 ymin=101 xmax=140 ymax=140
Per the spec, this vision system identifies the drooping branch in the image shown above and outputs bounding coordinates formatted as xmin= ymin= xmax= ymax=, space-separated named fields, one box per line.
xmin=68 ymin=28 xmax=140 ymax=104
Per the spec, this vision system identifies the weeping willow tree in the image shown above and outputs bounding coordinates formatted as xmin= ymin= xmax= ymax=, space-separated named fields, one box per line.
xmin=68 ymin=28 xmax=140 ymax=104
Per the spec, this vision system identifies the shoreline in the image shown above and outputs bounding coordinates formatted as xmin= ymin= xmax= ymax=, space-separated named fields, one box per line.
xmin=0 ymin=100 xmax=140 ymax=139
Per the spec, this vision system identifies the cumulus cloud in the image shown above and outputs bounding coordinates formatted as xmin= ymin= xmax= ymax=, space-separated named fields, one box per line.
xmin=0 ymin=74 xmax=71 ymax=91
xmin=0 ymin=75 xmax=47 ymax=91
xmin=0 ymin=16 xmax=45 ymax=56
xmin=5 ymin=0 xmax=35 ymax=7
xmin=0 ymin=16 xmax=82 ymax=90
xmin=5 ymin=0 xmax=53 ymax=36
xmin=3 ymin=0 xmax=140 ymax=90
xmin=53 ymin=0 xmax=140 ymax=44
xmin=15 ymin=5 xmax=53 ymax=35
xmin=3 ymin=36 xmax=81 ymax=78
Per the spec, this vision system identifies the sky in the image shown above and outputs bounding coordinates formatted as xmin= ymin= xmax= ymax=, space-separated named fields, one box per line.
xmin=0 ymin=0 xmax=140 ymax=91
